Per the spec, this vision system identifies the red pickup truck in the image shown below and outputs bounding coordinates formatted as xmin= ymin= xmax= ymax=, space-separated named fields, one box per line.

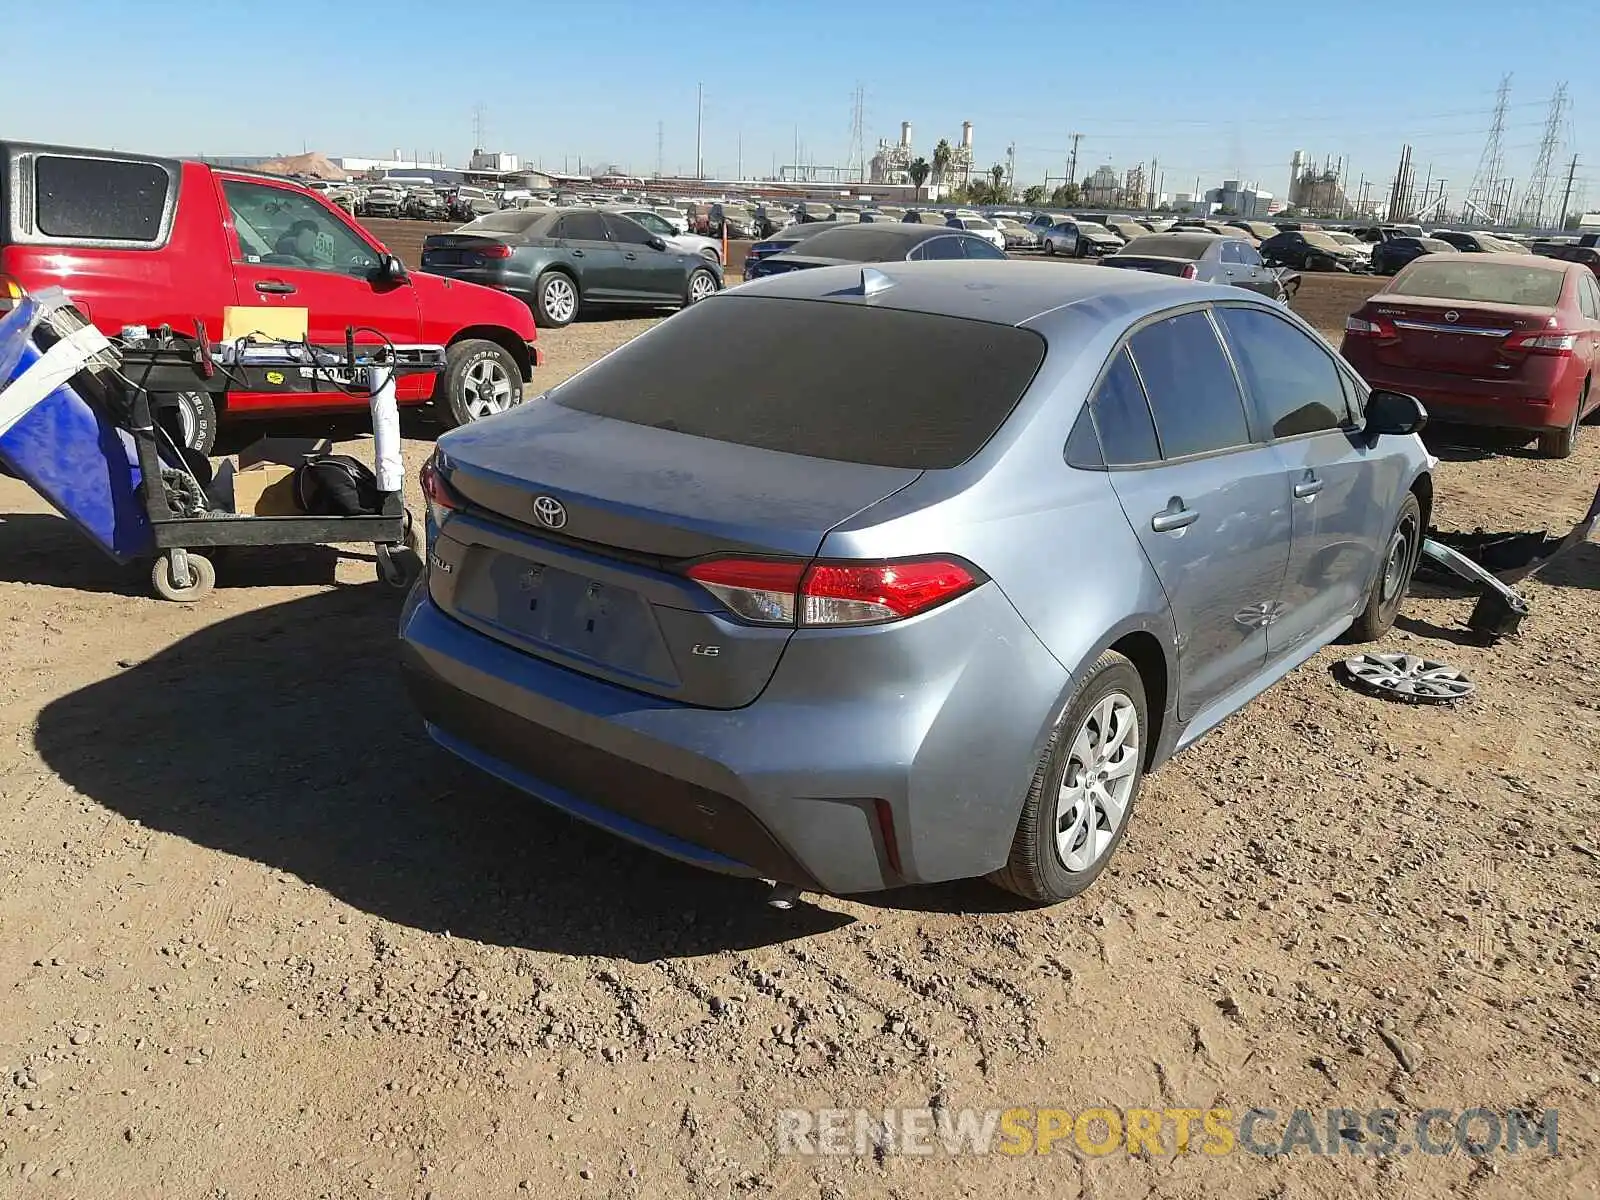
xmin=0 ymin=142 xmax=541 ymax=452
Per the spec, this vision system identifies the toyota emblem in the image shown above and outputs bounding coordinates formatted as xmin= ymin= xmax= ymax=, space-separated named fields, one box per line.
xmin=1444 ymin=310 xmax=1459 ymax=323
xmin=532 ymin=495 xmax=567 ymax=529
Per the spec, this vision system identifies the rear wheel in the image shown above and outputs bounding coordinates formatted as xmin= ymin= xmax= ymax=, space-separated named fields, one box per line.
xmin=990 ymin=651 xmax=1147 ymax=904
xmin=1539 ymin=381 xmax=1587 ymax=457
xmin=532 ymin=270 xmax=579 ymax=328
xmin=684 ymin=268 xmax=719 ymax=307
xmin=1349 ymin=492 xmax=1422 ymax=641
xmin=1043 ymin=238 xmax=1057 ymax=256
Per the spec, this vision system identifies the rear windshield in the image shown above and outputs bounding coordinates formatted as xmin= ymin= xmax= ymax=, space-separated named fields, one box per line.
xmin=788 ymin=226 xmax=922 ymax=260
xmin=1120 ymin=235 xmax=1209 ymax=259
xmin=1393 ymin=260 xmax=1565 ymax=307
xmin=551 ymin=297 xmax=1047 ymax=469
xmin=461 ymin=211 xmax=546 ymax=234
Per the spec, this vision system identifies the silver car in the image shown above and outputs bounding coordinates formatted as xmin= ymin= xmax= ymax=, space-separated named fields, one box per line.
xmin=1105 ymin=232 xmax=1294 ymax=301
xmin=401 ymin=261 xmax=1432 ymax=904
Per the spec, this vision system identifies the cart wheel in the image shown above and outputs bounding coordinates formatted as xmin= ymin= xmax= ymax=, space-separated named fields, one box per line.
xmin=376 ymin=542 xmax=422 ymax=589
xmin=151 ymin=551 xmax=216 ymax=603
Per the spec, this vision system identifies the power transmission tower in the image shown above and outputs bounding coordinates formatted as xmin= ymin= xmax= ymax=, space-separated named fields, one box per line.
xmin=1519 ymin=83 xmax=1568 ymax=226
xmin=1066 ymin=133 xmax=1083 ymax=186
xmin=471 ymin=102 xmax=487 ymax=151
xmin=847 ymin=84 xmax=866 ymax=182
xmin=1467 ymin=74 xmax=1512 ymax=224
xmin=1557 ymin=155 xmax=1580 ymax=230
xmin=1006 ymin=142 xmax=1016 ymax=198
xmin=656 ymin=122 xmax=664 ymax=178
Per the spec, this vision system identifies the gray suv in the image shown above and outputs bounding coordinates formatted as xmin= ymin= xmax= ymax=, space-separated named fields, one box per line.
xmin=401 ymin=261 xmax=1432 ymax=904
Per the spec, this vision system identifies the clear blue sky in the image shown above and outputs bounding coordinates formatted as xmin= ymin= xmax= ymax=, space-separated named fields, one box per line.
xmin=10 ymin=0 xmax=1596 ymax=212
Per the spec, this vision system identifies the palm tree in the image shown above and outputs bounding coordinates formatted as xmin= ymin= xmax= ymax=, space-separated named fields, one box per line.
xmin=908 ymin=157 xmax=931 ymax=197
xmin=990 ymin=164 xmax=1007 ymax=199
xmin=932 ymin=139 xmax=953 ymax=185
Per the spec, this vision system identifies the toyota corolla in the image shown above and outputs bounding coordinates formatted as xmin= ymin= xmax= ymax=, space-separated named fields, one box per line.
xmin=401 ymin=261 xmax=1433 ymax=904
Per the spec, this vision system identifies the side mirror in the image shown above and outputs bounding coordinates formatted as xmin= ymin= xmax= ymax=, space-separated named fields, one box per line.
xmin=1363 ymin=389 xmax=1427 ymax=438
xmin=646 ymin=235 xmax=668 ymax=252
xmin=377 ymin=254 xmax=409 ymax=284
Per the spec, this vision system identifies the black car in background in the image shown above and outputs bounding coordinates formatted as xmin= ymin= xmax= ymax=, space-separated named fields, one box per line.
xmin=752 ymin=204 xmax=794 ymax=237
xmin=744 ymin=223 xmax=1008 ymax=278
xmin=741 ymin=220 xmax=842 ymax=275
xmin=420 ymin=209 xmax=723 ymax=328
xmin=1370 ymin=236 xmax=1452 ymax=275
xmin=1259 ymin=229 xmax=1366 ymax=272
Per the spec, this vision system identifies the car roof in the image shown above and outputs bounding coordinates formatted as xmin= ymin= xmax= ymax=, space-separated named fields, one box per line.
xmin=728 ymin=259 xmax=1253 ymax=329
xmin=1413 ymin=250 xmax=1569 ymax=270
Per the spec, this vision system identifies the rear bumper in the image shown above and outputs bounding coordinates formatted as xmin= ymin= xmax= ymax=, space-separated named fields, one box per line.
xmin=1344 ymin=354 xmax=1584 ymax=433
xmin=399 ymin=583 xmax=1068 ymax=894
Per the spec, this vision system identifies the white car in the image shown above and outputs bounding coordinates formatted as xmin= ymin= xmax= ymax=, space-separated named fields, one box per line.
xmin=608 ymin=207 xmax=724 ymax=265
xmin=946 ymin=215 xmax=1007 ymax=251
xmin=652 ymin=207 xmax=690 ymax=235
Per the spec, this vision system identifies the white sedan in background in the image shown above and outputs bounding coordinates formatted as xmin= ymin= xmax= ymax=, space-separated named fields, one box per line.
xmin=608 ymin=207 xmax=725 ymax=265
xmin=944 ymin=215 xmax=1007 ymax=251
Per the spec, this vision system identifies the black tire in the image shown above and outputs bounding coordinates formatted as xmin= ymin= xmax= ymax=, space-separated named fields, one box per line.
xmin=1539 ymin=381 xmax=1586 ymax=457
xmin=1043 ymin=239 xmax=1056 ymax=256
xmin=990 ymin=650 xmax=1148 ymax=904
xmin=431 ymin=340 xmax=524 ymax=430
xmin=532 ymin=270 xmax=579 ymax=328
xmin=154 ymin=391 xmax=217 ymax=455
xmin=1349 ymin=492 xmax=1422 ymax=641
xmin=684 ymin=267 xmax=720 ymax=308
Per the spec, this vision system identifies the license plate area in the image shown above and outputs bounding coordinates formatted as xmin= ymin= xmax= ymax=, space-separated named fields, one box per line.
xmin=455 ymin=549 xmax=680 ymax=685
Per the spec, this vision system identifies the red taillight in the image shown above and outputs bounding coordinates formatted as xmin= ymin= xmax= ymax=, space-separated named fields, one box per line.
xmin=476 ymin=243 xmax=513 ymax=259
xmin=1504 ymin=328 xmax=1577 ymax=356
xmin=1180 ymin=263 xmax=1197 ymax=280
xmin=1345 ymin=314 xmax=1398 ymax=342
xmin=420 ymin=456 xmax=463 ymax=519
xmin=685 ymin=556 xmax=984 ymax=627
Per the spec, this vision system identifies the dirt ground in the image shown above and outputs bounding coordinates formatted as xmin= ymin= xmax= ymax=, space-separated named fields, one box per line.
xmin=1 ymin=255 xmax=1597 ymax=1199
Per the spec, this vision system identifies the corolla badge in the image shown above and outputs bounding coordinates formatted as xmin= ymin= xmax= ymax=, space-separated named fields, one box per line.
xmin=532 ymin=495 xmax=567 ymax=529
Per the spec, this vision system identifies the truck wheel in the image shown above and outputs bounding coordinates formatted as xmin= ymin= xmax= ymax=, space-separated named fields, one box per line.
xmin=432 ymin=340 xmax=524 ymax=429
xmin=155 ymin=391 xmax=217 ymax=455
xmin=532 ymin=271 xmax=579 ymax=327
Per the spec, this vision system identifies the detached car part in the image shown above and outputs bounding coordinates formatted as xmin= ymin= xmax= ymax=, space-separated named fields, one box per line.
xmin=1336 ymin=653 xmax=1475 ymax=704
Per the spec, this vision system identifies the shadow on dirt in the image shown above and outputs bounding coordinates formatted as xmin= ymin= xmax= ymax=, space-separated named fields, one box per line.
xmin=34 ymin=583 xmax=850 ymax=959
xmin=0 ymin=513 xmax=344 ymax=593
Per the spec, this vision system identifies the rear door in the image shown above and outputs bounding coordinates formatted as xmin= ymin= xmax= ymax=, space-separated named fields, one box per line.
xmin=1214 ymin=304 xmax=1385 ymax=654
xmin=218 ymin=175 xmax=420 ymax=349
xmin=1102 ymin=309 xmax=1292 ymax=719
xmin=554 ymin=210 xmax=628 ymax=300
xmin=600 ymin=213 xmax=684 ymax=301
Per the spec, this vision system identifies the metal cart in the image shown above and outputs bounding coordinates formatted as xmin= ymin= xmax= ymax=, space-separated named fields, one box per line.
xmin=114 ymin=334 xmax=446 ymax=601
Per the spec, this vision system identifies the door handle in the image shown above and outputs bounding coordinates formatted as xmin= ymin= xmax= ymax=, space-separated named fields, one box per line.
xmin=1294 ymin=475 xmax=1325 ymax=499
xmin=254 ymin=280 xmax=296 ymax=295
xmin=572 ymin=249 xmax=585 ymax=258
xmin=624 ymin=252 xmax=638 ymax=260
xmin=1151 ymin=498 xmax=1199 ymax=533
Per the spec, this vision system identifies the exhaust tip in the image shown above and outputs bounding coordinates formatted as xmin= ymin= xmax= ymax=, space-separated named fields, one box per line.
xmin=765 ymin=883 xmax=802 ymax=910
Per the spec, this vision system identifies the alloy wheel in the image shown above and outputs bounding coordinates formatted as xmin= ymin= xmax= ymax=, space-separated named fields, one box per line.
xmin=1055 ymin=693 xmax=1140 ymax=872
xmin=688 ymin=272 xmax=718 ymax=303
xmin=461 ymin=357 xmax=515 ymax=420
xmin=543 ymin=277 xmax=577 ymax=324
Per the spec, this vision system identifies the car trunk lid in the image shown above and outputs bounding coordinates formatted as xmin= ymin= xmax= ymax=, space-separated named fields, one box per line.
xmin=1364 ymin=296 xmax=1556 ymax=375
xmin=428 ymin=402 xmax=921 ymax=708
xmin=1102 ymin=255 xmax=1196 ymax=277
xmin=420 ymin=233 xmax=524 ymax=268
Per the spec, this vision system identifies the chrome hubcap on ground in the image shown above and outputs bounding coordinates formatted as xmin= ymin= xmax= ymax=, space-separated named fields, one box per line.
xmin=543 ymin=277 xmax=577 ymax=323
xmin=1055 ymin=693 xmax=1139 ymax=872
xmin=689 ymin=273 xmax=717 ymax=303
xmin=462 ymin=358 xmax=514 ymax=420
xmin=1339 ymin=654 xmax=1475 ymax=703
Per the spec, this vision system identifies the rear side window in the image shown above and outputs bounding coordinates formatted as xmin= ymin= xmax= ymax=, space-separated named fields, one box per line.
xmin=963 ymin=238 xmax=1007 ymax=260
xmin=34 ymin=155 xmax=169 ymax=241
xmin=551 ymin=298 xmax=1047 ymax=470
xmin=1128 ymin=311 xmax=1251 ymax=458
xmin=1215 ymin=307 xmax=1350 ymax=437
xmin=1090 ymin=349 xmax=1160 ymax=465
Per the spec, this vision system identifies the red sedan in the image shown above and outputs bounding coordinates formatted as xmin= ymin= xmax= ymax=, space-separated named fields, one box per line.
xmin=1341 ymin=252 xmax=1600 ymax=457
